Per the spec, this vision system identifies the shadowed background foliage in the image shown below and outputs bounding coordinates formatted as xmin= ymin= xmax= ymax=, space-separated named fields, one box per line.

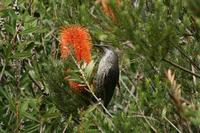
xmin=1 ymin=0 xmax=200 ymax=132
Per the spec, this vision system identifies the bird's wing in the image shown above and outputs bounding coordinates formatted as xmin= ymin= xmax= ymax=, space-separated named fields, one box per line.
xmin=95 ymin=69 xmax=106 ymax=101
xmin=103 ymin=65 xmax=119 ymax=107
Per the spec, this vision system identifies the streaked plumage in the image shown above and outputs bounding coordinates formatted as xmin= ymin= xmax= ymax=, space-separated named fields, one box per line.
xmin=94 ymin=44 xmax=119 ymax=107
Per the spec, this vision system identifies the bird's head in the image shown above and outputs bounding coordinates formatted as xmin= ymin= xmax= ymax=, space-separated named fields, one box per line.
xmin=93 ymin=44 xmax=114 ymax=53
xmin=94 ymin=43 xmax=118 ymax=65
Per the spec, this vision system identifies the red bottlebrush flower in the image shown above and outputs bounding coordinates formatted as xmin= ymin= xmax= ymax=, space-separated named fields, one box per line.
xmin=96 ymin=0 xmax=120 ymax=20
xmin=68 ymin=81 xmax=87 ymax=93
xmin=60 ymin=25 xmax=92 ymax=92
xmin=60 ymin=25 xmax=92 ymax=64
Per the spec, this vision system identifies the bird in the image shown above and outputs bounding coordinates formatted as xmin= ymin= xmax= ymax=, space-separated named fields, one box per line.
xmin=48 ymin=25 xmax=120 ymax=120
xmin=94 ymin=44 xmax=119 ymax=108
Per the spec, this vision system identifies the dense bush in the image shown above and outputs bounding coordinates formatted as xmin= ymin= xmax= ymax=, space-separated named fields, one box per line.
xmin=1 ymin=0 xmax=200 ymax=132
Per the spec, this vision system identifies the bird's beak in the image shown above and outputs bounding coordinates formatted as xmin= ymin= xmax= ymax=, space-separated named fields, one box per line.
xmin=93 ymin=44 xmax=103 ymax=48
xmin=93 ymin=44 xmax=104 ymax=52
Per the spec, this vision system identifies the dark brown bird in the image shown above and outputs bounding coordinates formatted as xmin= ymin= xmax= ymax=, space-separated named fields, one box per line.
xmin=94 ymin=44 xmax=119 ymax=108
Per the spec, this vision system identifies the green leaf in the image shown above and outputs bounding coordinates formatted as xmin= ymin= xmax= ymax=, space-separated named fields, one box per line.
xmin=162 ymin=107 xmax=167 ymax=118
xmin=22 ymin=112 xmax=39 ymax=122
xmin=9 ymin=51 xmax=32 ymax=59
xmin=20 ymin=101 xmax=29 ymax=113
xmin=2 ymin=0 xmax=12 ymax=7
xmin=5 ymin=24 xmax=15 ymax=35
xmin=23 ymin=124 xmax=40 ymax=133
xmin=17 ymin=41 xmax=34 ymax=52
xmin=20 ymin=27 xmax=39 ymax=35
xmin=0 ymin=128 xmax=6 ymax=133
xmin=84 ymin=61 xmax=95 ymax=79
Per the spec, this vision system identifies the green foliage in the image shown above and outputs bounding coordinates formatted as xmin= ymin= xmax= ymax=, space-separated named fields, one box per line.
xmin=44 ymin=58 xmax=91 ymax=118
xmin=1 ymin=0 xmax=200 ymax=132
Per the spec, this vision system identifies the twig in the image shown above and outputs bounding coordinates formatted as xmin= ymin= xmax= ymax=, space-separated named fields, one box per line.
xmin=120 ymin=77 xmax=135 ymax=98
xmin=175 ymin=46 xmax=200 ymax=71
xmin=139 ymin=111 xmax=157 ymax=133
xmin=39 ymin=120 xmax=44 ymax=133
xmin=163 ymin=116 xmax=182 ymax=133
xmin=62 ymin=116 xmax=72 ymax=133
xmin=28 ymin=71 xmax=48 ymax=96
xmin=133 ymin=94 xmax=157 ymax=132
xmin=28 ymin=72 xmax=41 ymax=90
xmin=163 ymin=58 xmax=200 ymax=78
xmin=124 ymin=89 xmax=157 ymax=132
xmin=70 ymin=53 xmax=113 ymax=118
xmin=129 ymin=114 xmax=159 ymax=123
xmin=11 ymin=31 xmax=18 ymax=49
xmin=0 ymin=59 xmax=6 ymax=81
xmin=121 ymin=69 xmax=157 ymax=132
xmin=191 ymin=65 xmax=197 ymax=87
xmin=90 ymin=5 xmax=98 ymax=19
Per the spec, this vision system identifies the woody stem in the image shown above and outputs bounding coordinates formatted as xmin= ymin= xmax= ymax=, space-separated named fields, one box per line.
xmin=69 ymin=53 xmax=113 ymax=118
